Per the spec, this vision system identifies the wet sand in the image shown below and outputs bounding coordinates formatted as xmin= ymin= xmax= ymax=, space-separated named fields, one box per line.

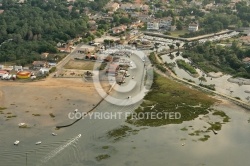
xmin=227 ymin=77 xmax=250 ymax=85
xmin=0 ymin=77 xmax=109 ymax=128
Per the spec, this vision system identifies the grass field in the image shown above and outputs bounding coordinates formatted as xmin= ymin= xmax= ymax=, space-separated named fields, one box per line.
xmin=64 ymin=59 xmax=97 ymax=70
xmin=169 ymin=30 xmax=189 ymax=37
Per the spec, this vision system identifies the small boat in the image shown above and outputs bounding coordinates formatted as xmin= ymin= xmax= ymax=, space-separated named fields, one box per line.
xmin=212 ymin=130 xmax=218 ymax=135
xmin=74 ymin=109 xmax=78 ymax=113
xmin=52 ymin=133 xmax=57 ymax=136
xmin=14 ymin=140 xmax=20 ymax=145
xmin=35 ymin=141 xmax=42 ymax=145
xmin=18 ymin=123 xmax=27 ymax=128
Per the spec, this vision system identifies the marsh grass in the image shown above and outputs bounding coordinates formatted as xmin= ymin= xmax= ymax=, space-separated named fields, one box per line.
xmin=102 ymin=146 xmax=109 ymax=149
xmin=32 ymin=114 xmax=41 ymax=116
xmin=212 ymin=110 xmax=230 ymax=122
xmin=49 ymin=113 xmax=55 ymax=118
xmin=95 ymin=154 xmax=110 ymax=161
xmin=107 ymin=125 xmax=139 ymax=141
xmin=126 ymin=73 xmax=217 ymax=127
xmin=199 ymin=135 xmax=210 ymax=141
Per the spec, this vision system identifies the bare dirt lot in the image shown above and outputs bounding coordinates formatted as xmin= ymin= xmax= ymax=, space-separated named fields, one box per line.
xmin=64 ymin=59 xmax=97 ymax=70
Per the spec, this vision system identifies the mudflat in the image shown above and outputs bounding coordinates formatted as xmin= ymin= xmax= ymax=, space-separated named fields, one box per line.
xmin=0 ymin=78 xmax=108 ymax=128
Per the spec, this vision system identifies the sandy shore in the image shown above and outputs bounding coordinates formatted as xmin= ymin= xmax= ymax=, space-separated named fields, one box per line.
xmin=0 ymin=77 xmax=109 ymax=128
xmin=227 ymin=77 xmax=250 ymax=85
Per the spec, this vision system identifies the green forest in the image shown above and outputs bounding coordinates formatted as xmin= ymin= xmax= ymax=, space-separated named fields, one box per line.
xmin=0 ymin=0 xmax=108 ymax=65
xmin=182 ymin=41 xmax=250 ymax=78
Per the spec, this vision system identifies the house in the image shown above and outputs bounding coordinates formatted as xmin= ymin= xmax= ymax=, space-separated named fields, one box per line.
xmin=242 ymin=57 xmax=250 ymax=65
xmin=0 ymin=10 xmax=4 ymax=14
xmin=120 ymin=3 xmax=134 ymax=11
xmin=159 ymin=17 xmax=172 ymax=29
xmin=2 ymin=66 xmax=13 ymax=71
xmin=205 ymin=3 xmax=214 ymax=10
xmin=104 ymin=55 xmax=113 ymax=62
xmin=0 ymin=65 xmax=3 ymax=69
xmin=41 ymin=52 xmax=49 ymax=59
xmin=188 ymin=22 xmax=199 ymax=32
xmin=58 ymin=47 xmax=71 ymax=53
xmin=129 ymin=21 xmax=144 ymax=29
xmin=14 ymin=66 xmax=23 ymax=71
xmin=106 ymin=63 xmax=119 ymax=76
xmin=141 ymin=5 xmax=149 ymax=12
xmin=106 ymin=2 xmax=120 ymax=12
xmin=239 ymin=36 xmax=250 ymax=45
xmin=112 ymin=25 xmax=128 ymax=34
xmin=48 ymin=62 xmax=57 ymax=67
xmin=68 ymin=5 xmax=73 ymax=12
xmin=147 ymin=21 xmax=159 ymax=30
xmin=77 ymin=45 xmax=96 ymax=54
xmin=32 ymin=61 xmax=48 ymax=69
xmin=67 ymin=0 xmax=76 ymax=2
xmin=39 ymin=68 xmax=50 ymax=74
xmin=85 ymin=54 xmax=97 ymax=60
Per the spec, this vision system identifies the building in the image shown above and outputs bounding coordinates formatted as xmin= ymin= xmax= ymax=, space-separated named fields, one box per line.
xmin=14 ymin=66 xmax=23 ymax=71
xmin=41 ymin=52 xmax=49 ymax=59
xmin=147 ymin=21 xmax=159 ymax=30
xmin=243 ymin=57 xmax=250 ymax=65
xmin=39 ymin=68 xmax=50 ymax=74
xmin=106 ymin=63 xmax=119 ymax=76
xmin=112 ymin=25 xmax=128 ymax=34
xmin=85 ymin=54 xmax=97 ymax=60
xmin=188 ymin=22 xmax=199 ymax=32
xmin=159 ymin=17 xmax=172 ymax=29
xmin=0 ymin=10 xmax=4 ymax=14
xmin=58 ymin=47 xmax=71 ymax=53
xmin=106 ymin=2 xmax=120 ymax=12
xmin=32 ymin=61 xmax=48 ymax=69
xmin=77 ymin=45 xmax=96 ymax=54
xmin=239 ymin=36 xmax=250 ymax=45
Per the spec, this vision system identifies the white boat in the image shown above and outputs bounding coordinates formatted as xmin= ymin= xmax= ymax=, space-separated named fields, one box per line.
xmin=18 ymin=123 xmax=27 ymax=128
xmin=14 ymin=140 xmax=20 ymax=145
xmin=52 ymin=133 xmax=57 ymax=136
xmin=35 ymin=141 xmax=42 ymax=145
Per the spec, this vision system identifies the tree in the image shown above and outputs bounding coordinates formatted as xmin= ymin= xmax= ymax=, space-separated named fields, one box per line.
xmin=199 ymin=76 xmax=207 ymax=83
xmin=169 ymin=44 xmax=175 ymax=55
xmin=176 ymin=42 xmax=180 ymax=51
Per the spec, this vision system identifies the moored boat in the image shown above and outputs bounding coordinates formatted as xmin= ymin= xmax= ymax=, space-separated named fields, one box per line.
xmin=52 ymin=133 xmax=57 ymax=136
xmin=14 ymin=140 xmax=20 ymax=145
xmin=35 ymin=141 xmax=42 ymax=145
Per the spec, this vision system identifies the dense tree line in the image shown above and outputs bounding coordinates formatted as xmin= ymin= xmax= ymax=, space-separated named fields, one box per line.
xmin=0 ymin=0 xmax=109 ymax=65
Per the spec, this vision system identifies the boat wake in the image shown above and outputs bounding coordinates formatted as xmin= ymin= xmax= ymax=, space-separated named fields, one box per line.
xmin=37 ymin=134 xmax=81 ymax=166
